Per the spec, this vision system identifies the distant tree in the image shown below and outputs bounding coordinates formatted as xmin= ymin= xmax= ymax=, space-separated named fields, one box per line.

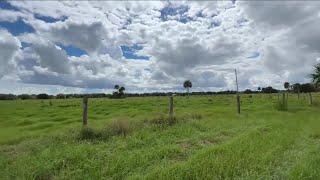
xmin=119 ymin=87 xmax=125 ymax=95
xmin=244 ymin=89 xmax=253 ymax=94
xmin=183 ymin=80 xmax=192 ymax=98
xmin=0 ymin=94 xmax=17 ymax=100
xmin=36 ymin=93 xmax=50 ymax=99
xmin=292 ymin=83 xmax=301 ymax=99
xmin=258 ymin=87 xmax=261 ymax=92
xmin=56 ymin=94 xmax=66 ymax=99
xmin=18 ymin=94 xmax=32 ymax=100
xmin=292 ymin=83 xmax=301 ymax=93
xmin=284 ymin=82 xmax=290 ymax=91
xmin=300 ymin=83 xmax=315 ymax=93
xmin=311 ymin=63 xmax=320 ymax=86
xmin=261 ymin=86 xmax=278 ymax=94
xmin=112 ymin=85 xmax=126 ymax=98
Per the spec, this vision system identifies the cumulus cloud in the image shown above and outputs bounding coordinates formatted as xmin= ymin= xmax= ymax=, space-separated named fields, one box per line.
xmin=0 ymin=29 xmax=20 ymax=78
xmin=46 ymin=21 xmax=108 ymax=55
xmin=240 ymin=1 xmax=320 ymax=85
xmin=32 ymin=41 xmax=71 ymax=74
xmin=149 ymin=35 xmax=242 ymax=77
xmin=0 ymin=1 xmax=320 ymax=93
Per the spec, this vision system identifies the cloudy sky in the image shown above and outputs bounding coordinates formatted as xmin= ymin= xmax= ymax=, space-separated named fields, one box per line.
xmin=0 ymin=1 xmax=320 ymax=94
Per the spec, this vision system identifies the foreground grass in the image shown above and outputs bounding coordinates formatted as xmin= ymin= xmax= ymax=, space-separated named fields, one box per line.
xmin=0 ymin=94 xmax=320 ymax=179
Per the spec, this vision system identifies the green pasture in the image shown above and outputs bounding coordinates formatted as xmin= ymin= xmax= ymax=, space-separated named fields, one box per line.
xmin=0 ymin=93 xmax=319 ymax=179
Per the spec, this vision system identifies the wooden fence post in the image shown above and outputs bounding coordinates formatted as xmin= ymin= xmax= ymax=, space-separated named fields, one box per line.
xmin=282 ymin=93 xmax=286 ymax=108
xmin=309 ymin=92 xmax=313 ymax=105
xmin=83 ymin=97 xmax=88 ymax=126
xmin=234 ymin=69 xmax=240 ymax=114
xmin=169 ymin=95 xmax=174 ymax=124
xmin=236 ymin=94 xmax=240 ymax=114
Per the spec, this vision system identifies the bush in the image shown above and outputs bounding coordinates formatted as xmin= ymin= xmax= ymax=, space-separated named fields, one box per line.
xmin=103 ymin=118 xmax=131 ymax=137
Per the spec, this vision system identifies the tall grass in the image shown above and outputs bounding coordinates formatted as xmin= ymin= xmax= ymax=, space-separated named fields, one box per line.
xmin=275 ymin=93 xmax=288 ymax=111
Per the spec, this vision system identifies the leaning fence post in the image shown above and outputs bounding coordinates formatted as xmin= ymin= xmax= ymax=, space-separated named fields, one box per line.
xmin=169 ymin=95 xmax=174 ymax=124
xmin=83 ymin=96 xmax=88 ymax=126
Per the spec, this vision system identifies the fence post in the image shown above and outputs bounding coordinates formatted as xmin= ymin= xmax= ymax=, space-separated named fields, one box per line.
xmin=169 ymin=95 xmax=174 ymax=124
xmin=236 ymin=94 xmax=240 ymax=114
xmin=234 ymin=69 xmax=241 ymax=114
xmin=83 ymin=96 xmax=88 ymax=126
xmin=282 ymin=93 xmax=286 ymax=109
xmin=309 ymin=92 xmax=313 ymax=105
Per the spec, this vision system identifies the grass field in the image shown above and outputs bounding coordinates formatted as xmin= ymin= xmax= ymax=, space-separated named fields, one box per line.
xmin=0 ymin=93 xmax=320 ymax=179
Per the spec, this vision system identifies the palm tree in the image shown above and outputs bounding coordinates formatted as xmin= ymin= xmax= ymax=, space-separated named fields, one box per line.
xmin=284 ymin=82 xmax=290 ymax=91
xmin=311 ymin=63 xmax=320 ymax=87
xmin=183 ymin=80 xmax=192 ymax=98
xmin=119 ymin=86 xmax=125 ymax=95
xmin=112 ymin=85 xmax=125 ymax=98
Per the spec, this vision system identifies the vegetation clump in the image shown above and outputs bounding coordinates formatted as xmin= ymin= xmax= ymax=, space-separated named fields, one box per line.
xmin=183 ymin=80 xmax=192 ymax=98
xmin=146 ymin=113 xmax=178 ymax=126
xmin=111 ymin=85 xmax=126 ymax=99
xmin=275 ymin=93 xmax=288 ymax=111
xmin=103 ymin=118 xmax=131 ymax=136
xmin=189 ymin=113 xmax=203 ymax=120
xmin=78 ymin=127 xmax=101 ymax=140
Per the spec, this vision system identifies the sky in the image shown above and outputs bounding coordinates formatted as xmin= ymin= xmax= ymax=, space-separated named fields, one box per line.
xmin=0 ymin=1 xmax=320 ymax=94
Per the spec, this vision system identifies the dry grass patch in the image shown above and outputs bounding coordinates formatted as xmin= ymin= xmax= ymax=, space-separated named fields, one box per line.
xmin=104 ymin=118 xmax=131 ymax=137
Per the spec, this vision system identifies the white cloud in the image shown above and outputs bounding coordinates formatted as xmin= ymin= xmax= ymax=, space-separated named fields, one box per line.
xmin=0 ymin=1 xmax=320 ymax=93
xmin=33 ymin=41 xmax=72 ymax=74
xmin=0 ymin=29 xmax=20 ymax=78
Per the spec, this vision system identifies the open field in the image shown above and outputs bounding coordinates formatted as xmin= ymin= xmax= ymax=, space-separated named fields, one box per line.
xmin=1 ymin=94 xmax=320 ymax=179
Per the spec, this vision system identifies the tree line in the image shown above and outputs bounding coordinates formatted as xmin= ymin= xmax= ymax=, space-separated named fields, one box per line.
xmin=1 ymin=63 xmax=319 ymax=100
xmin=0 ymin=84 xmax=317 ymax=100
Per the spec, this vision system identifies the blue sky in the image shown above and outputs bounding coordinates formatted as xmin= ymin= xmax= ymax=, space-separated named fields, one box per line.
xmin=0 ymin=18 xmax=35 ymax=35
xmin=0 ymin=1 xmax=319 ymax=94
xmin=120 ymin=44 xmax=149 ymax=60
xmin=56 ymin=43 xmax=87 ymax=57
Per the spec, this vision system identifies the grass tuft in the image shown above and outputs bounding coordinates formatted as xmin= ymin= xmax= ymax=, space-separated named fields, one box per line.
xmin=275 ymin=93 xmax=288 ymax=111
xmin=189 ymin=113 xmax=203 ymax=120
xmin=103 ymin=118 xmax=131 ymax=137
xmin=146 ymin=114 xmax=178 ymax=126
xmin=78 ymin=126 xmax=101 ymax=140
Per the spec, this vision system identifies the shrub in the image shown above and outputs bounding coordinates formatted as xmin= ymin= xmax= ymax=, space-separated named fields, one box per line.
xmin=103 ymin=118 xmax=131 ymax=137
